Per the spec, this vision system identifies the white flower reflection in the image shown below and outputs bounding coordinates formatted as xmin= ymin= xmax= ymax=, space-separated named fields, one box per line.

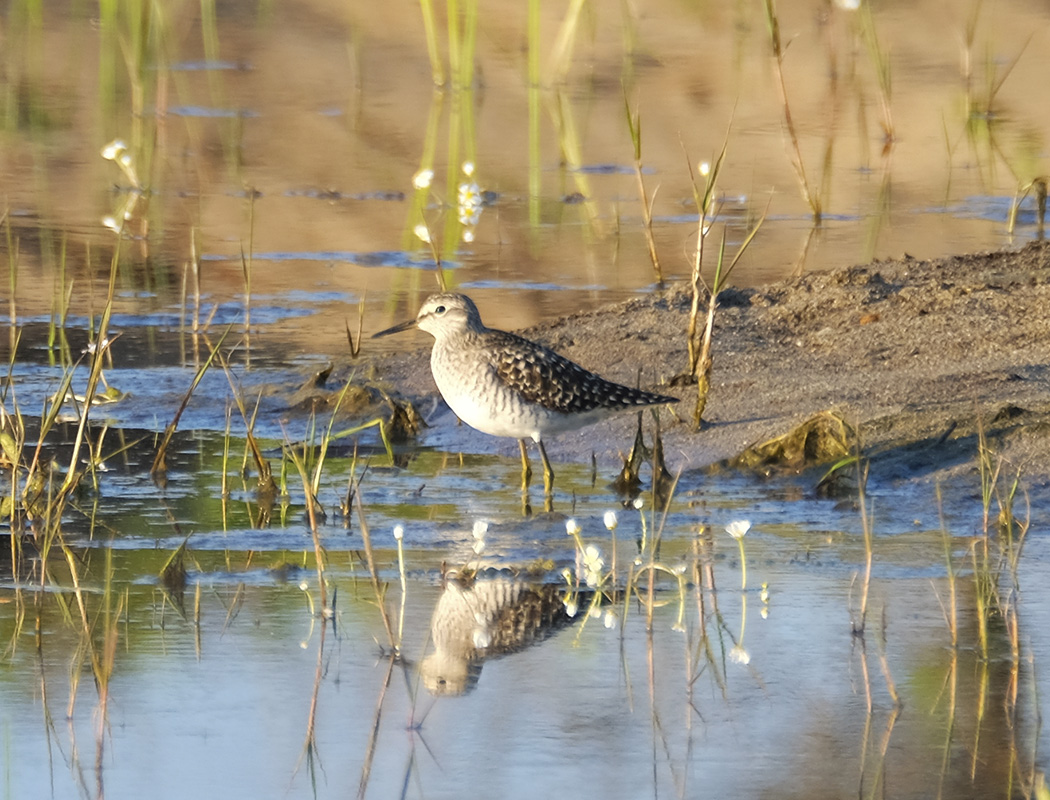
xmin=729 ymin=644 xmax=751 ymax=666
xmin=582 ymin=544 xmax=604 ymax=587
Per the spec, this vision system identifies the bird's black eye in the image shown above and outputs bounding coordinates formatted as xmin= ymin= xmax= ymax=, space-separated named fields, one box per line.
xmin=435 ymin=305 xmax=446 ymax=314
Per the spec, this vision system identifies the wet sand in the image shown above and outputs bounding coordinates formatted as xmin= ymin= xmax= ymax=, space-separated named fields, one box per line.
xmin=364 ymin=241 xmax=1050 ymax=488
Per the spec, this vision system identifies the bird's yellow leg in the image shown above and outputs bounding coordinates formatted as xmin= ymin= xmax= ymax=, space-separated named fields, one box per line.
xmin=538 ymin=440 xmax=555 ymax=497
xmin=518 ymin=439 xmax=533 ymax=491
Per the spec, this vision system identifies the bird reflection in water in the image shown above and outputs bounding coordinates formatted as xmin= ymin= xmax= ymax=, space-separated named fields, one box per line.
xmin=421 ymin=569 xmax=593 ymax=696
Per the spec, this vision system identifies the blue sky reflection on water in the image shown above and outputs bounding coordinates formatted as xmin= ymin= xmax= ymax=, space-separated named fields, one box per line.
xmin=2 ymin=480 xmax=1047 ymax=798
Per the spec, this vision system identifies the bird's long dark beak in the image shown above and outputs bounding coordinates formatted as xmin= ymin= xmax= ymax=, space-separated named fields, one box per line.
xmin=372 ymin=317 xmax=417 ymax=338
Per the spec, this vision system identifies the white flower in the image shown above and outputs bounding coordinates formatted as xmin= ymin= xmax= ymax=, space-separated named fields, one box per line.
xmin=603 ymin=609 xmax=617 ymax=629
xmin=603 ymin=510 xmax=618 ymax=531
xmin=472 ymin=520 xmax=488 ymax=540
xmin=457 ymin=181 xmax=480 ymax=206
xmin=632 ymin=497 xmax=645 ymax=510
xmin=461 ymin=161 xmax=475 ymax=177
xmin=101 ymin=139 xmax=126 ymax=160
xmin=299 ymin=581 xmax=309 ymax=592
xmin=413 ymin=223 xmax=431 ymax=243
xmin=565 ymin=519 xmax=581 ymax=537
xmin=412 ymin=168 xmax=433 ymax=189
xmin=393 ymin=524 xmax=404 ymax=541
xmin=725 ymin=520 xmax=751 ymax=540
xmin=728 ymin=520 xmax=750 ymax=590
xmin=564 ymin=598 xmax=578 ymax=618
xmin=83 ymin=338 xmax=111 ymax=355
xmin=462 ymin=228 xmax=475 ymax=243
xmin=457 ymin=180 xmax=482 ymax=226
xmin=760 ymin=582 xmax=770 ymax=604
xmin=102 ymin=215 xmax=121 ymax=233
xmin=472 ymin=539 xmax=485 ymax=555
xmin=761 ymin=606 xmax=769 ymax=620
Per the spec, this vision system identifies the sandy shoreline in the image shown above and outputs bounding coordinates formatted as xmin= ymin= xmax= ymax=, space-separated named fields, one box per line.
xmin=359 ymin=242 xmax=1050 ymax=490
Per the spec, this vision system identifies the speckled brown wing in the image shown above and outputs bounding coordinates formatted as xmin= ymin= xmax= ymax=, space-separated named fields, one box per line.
xmin=487 ymin=330 xmax=676 ymax=414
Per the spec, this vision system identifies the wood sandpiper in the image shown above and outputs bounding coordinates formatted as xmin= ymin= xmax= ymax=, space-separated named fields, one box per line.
xmin=374 ymin=292 xmax=678 ymax=495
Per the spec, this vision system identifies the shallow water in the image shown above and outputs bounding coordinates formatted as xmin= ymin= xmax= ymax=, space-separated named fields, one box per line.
xmin=2 ymin=416 xmax=1047 ymax=798
xmin=2 ymin=1 xmax=1049 ymax=797
xmin=4 ymin=0 xmax=1050 ymax=345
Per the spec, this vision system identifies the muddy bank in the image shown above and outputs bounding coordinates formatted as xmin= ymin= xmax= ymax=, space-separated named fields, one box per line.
xmin=361 ymin=242 xmax=1050 ymax=489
